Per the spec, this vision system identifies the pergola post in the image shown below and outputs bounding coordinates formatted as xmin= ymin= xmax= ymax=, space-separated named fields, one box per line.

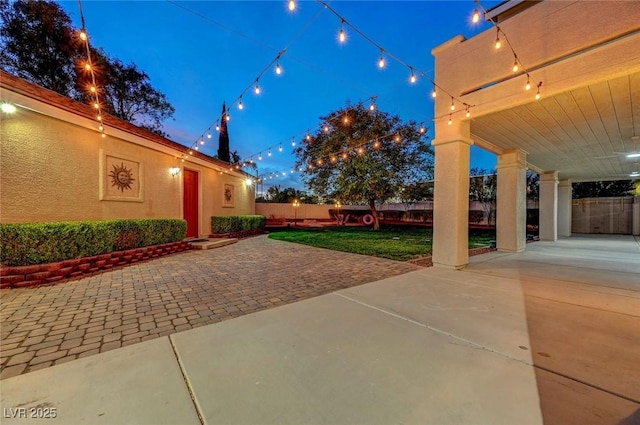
xmin=558 ymin=179 xmax=573 ymax=237
xmin=432 ymin=121 xmax=472 ymax=269
xmin=539 ymin=171 xmax=559 ymax=241
xmin=496 ymin=150 xmax=527 ymax=252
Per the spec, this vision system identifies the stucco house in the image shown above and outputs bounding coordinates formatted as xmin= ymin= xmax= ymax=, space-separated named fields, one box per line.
xmin=0 ymin=71 xmax=255 ymax=238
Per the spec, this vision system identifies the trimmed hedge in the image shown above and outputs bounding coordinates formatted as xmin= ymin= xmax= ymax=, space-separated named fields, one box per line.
xmin=0 ymin=219 xmax=187 ymax=267
xmin=211 ymin=215 xmax=265 ymax=234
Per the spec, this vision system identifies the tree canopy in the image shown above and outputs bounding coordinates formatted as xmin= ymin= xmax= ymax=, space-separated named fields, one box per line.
xmin=0 ymin=0 xmax=174 ymax=136
xmin=294 ymin=103 xmax=433 ymax=230
xmin=572 ymin=180 xmax=634 ymax=198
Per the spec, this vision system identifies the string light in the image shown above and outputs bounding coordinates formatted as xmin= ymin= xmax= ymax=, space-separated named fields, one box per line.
xmin=338 ymin=20 xmax=347 ymax=43
xmin=275 ymin=60 xmax=282 ymax=75
xmin=431 ymin=87 xmax=437 ymax=98
xmin=207 ymin=131 xmax=212 ymax=139
xmin=512 ymin=58 xmax=519 ymax=73
xmin=465 ymin=106 xmax=471 ymax=118
xmin=448 ymin=115 xmax=453 ymax=125
xmin=288 ymin=0 xmax=296 ymax=11
xmin=378 ymin=50 xmax=386 ymax=69
xmin=258 ymin=153 xmax=263 ymax=160
xmin=535 ymin=81 xmax=542 ymax=100
xmin=238 ymin=98 xmax=244 ymax=110
xmin=525 ymin=74 xmax=531 ymax=90
xmin=494 ymin=28 xmax=502 ymax=50
xmin=409 ymin=68 xmax=417 ymax=84
xmin=254 ymin=82 xmax=261 ymax=95
xmin=215 ymin=124 xmax=220 ymax=131
xmin=291 ymin=137 xmax=296 ymax=147
xmin=472 ymin=9 xmax=480 ymax=23
xmin=450 ymin=97 xmax=455 ymax=111
xmin=278 ymin=143 xmax=283 ymax=152
xmin=268 ymin=149 xmax=272 ymax=157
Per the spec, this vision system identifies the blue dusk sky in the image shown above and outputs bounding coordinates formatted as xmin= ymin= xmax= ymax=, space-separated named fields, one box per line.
xmin=59 ymin=0 xmax=501 ymax=191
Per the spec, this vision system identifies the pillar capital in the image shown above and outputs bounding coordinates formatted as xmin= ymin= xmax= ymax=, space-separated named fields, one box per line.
xmin=496 ymin=149 xmax=527 ymax=170
xmin=540 ymin=171 xmax=559 ymax=183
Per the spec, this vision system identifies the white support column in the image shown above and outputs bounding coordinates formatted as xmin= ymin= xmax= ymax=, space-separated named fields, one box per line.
xmin=432 ymin=121 xmax=472 ymax=269
xmin=633 ymin=197 xmax=640 ymax=236
xmin=496 ymin=150 xmax=527 ymax=252
xmin=558 ymin=179 xmax=572 ymax=237
xmin=539 ymin=171 xmax=559 ymax=241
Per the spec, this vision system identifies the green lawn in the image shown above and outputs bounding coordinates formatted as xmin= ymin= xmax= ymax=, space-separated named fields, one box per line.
xmin=268 ymin=226 xmax=495 ymax=261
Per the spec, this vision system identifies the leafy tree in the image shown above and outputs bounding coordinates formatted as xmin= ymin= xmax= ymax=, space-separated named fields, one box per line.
xmin=1 ymin=0 xmax=174 ymax=136
xmin=572 ymin=180 xmax=633 ymax=198
xmin=101 ymin=58 xmax=174 ymax=135
xmin=526 ymin=170 xmax=539 ymax=201
xmin=632 ymin=180 xmax=640 ymax=197
xmin=0 ymin=0 xmax=82 ymax=97
xmin=294 ymin=103 xmax=433 ymax=230
xmin=469 ymin=168 xmax=497 ymax=225
xmin=258 ymin=185 xmax=315 ymax=204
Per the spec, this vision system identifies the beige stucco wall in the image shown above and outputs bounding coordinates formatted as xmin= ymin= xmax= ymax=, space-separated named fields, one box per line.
xmin=0 ymin=95 xmax=254 ymax=236
xmin=433 ymin=1 xmax=640 ymax=122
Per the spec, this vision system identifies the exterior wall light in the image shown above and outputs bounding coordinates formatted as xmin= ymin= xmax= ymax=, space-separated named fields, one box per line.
xmin=1 ymin=103 xmax=17 ymax=114
xmin=169 ymin=167 xmax=181 ymax=176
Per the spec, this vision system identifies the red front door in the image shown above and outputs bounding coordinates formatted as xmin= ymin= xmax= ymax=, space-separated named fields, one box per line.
xmin=183 ymin=169 xmax=199 ymax=238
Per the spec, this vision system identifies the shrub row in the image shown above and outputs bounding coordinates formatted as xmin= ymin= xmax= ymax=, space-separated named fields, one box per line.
xmin=0 ymin=219 xmax=187 ymax=267
xmin=211 ymin=215 xmax=266 ymax=234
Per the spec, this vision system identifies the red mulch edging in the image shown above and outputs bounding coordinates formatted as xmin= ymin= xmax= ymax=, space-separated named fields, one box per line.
xmin=0 ymin=241 xmax=191 ymax=290
xmin=408 ymin=246 xmax=496 ymax=267
xmin=209 ymin=229 xmax=264 ymax=239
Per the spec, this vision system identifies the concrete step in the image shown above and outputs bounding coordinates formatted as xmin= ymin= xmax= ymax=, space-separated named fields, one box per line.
xmin=188 ymin=238 xmax=238 ymax=250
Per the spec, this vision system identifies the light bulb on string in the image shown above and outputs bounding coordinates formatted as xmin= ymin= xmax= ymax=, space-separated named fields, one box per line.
xmin=448 ymin=115 xmax=453 ymax=126
xmin=330 ymin=156 xmax=337 ymax=163
xmin=373 ymin=140 xmax=381 ymax=148
xmin=268 ymin=149 xmax=272 ymax=157
xmin=278 ymin=143 xmax=283 ymax=152
xmin=525 ymin=74 xmax=531 ymax=90
xmin=225 ymin=113 xmax=231 ymax=121
xmin=357 ymin=147 xmax=365 ymax=155
xmin=450 ymin=97 xmax=455 ymax=111
xmin=238 ymin=99 xmax=244 ymax=110
xmin=79 ymin=30 xmax=87 ymax=41
xmin=419 ymin=124 xmax=426 ymax=134
xmin=342 ymin=152 xmax=349 ymax=160
xmin=254 ymin=84 xmax=261 ymax=95
xmin=472 ymin=9 xmax=480 ymax=23
xmin=324 ymin=125 xmax=330 ymax=133
xmin=207 ymin=131 xmax=212 ymax=139
xmin=512 ymin=59 xmax=519 ymax=73
xmin=101 ymin=133 xmax=106 ymax=139
xmin=291 ymin=137 xmax=296 ymax=147
xmin=378 ymin=51 xmax=386 ymax=69
xmin=306 ymin=132 xmax=311 ymax=141
xmin=431 ymin=87 xmax=437 ymax=99
xmin=369 ymin=102 xmax=376 ymax=111
xmin=409 ymin=68 xmax=417 ymax=84
xmin=84 ymin=63 xmax=92 ymax=71
xmin=495 ymin=28 xmax=502 ymax=49
xmin=338 ymin=20 xmax=346 ymax=43
xmin=90 ymin=85 xmax=96 ymax=93
xmin=215 ymin=124 xmax=220 ymax=131
xmin=465 ymin=106 xmax=471 ymax=118
xmin=535 ymin=81 xmax=542 ymax=100
xmin=288 ymin=0 xmax=296 ymax=11
xmin=200 ymin=138 xmax=205 ymax=145
xmin=258 ymin=153 xmax=263 ymax=160
xmin=275 ymin=60 xmax=282 ymax=75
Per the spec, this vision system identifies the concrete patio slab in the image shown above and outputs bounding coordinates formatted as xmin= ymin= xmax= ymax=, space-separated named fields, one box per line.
xmin=171 ymin=292 xmax=543 ymax=425
xmin=0 ymin=338 xmax=200 ymax=425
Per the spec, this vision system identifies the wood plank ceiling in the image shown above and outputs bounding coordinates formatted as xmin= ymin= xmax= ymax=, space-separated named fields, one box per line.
xmin=471 ymin=71 xmax=640 ymax=181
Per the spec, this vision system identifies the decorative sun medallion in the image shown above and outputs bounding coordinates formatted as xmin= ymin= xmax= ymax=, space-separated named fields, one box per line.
xmin=109 ymin=162 xmax=135 ymax=192
xmin=224 ymin=187 xmax=233 ymax=202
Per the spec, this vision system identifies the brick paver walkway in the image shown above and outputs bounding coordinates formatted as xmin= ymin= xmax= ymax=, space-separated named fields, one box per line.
xmin=0 ymin=236 xmax=420 ymax=379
